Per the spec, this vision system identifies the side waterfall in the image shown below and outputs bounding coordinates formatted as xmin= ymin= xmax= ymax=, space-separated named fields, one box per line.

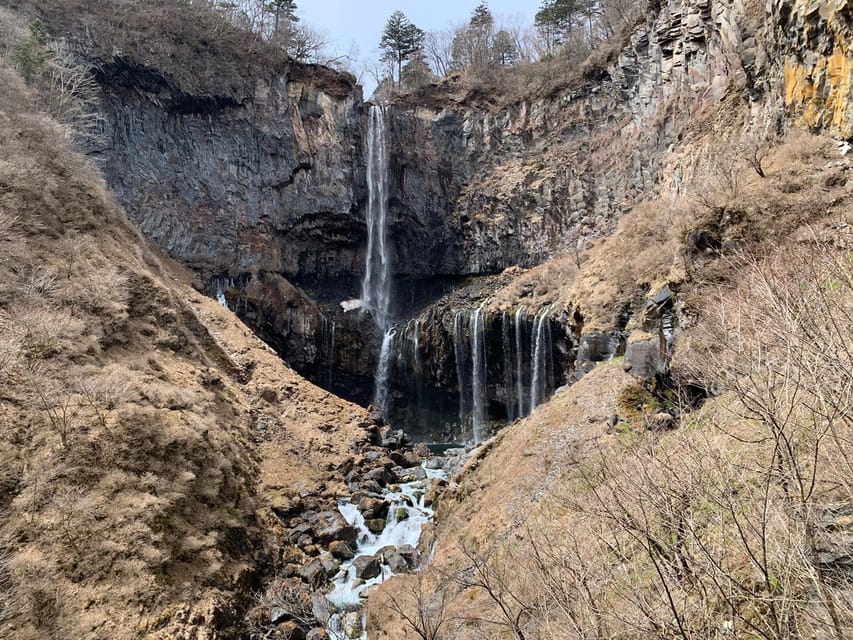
xmin=471 ymin=305 xmax=487 ymax=444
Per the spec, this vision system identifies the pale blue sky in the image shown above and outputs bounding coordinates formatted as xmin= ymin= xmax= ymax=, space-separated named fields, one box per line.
xmin=296 ymin=1 xmax=542 ymax=90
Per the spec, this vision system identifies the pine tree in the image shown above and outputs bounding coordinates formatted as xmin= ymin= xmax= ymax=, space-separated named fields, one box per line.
xmin=15 ymin=19 xmax=49 ymax=82
xmin=266 ymin=0 xmax=298 ymax=39
xmin=380 ymin=11 xmax=425 ymax=87
xmin=535 ymin=0 xmax=580 ymax=52
xmin=491 ymin=29 xmax=518 ymax=66
xmin=452 ymin=2 xmax=495 ymax=71
xmin=470 ymin=2 xmax=493 ymax=29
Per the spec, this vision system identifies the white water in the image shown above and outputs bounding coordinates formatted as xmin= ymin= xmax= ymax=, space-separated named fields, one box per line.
xmin=361 ymin=105 xmax=392 ymax=331
xmin=373 ymin=328 xmax=396 ymax=414
xmin=514 ymin=306 xmax=526 ymax=418
xmin=471 ymin=305 xmax=486 ymax=444
xmin=502 ymin=312 xmax=515 ymax=422
xmin=530 ymin=306 xmax=553 ymax=410
xmin=212 ymin=276 xmax=232 ymax=309
xmin=326 ymin=469 xmax=446 ymax=639
xmin=453 ymin=311 xmax=468 ymax=424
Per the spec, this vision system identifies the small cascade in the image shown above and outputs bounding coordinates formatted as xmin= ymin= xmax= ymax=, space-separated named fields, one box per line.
xmin=501 ymin=312 xmax=515 ymax=422
xmin=211 ymin=276 xmax=233 ymax=309
xmin=319 ymin=315 xmax=337 ymax=389
xmin=373 ymin=328 xmax=396 ymax=414
xmin=325 ymin=465 xmax=447 ymax=640
xmin=514 ymin=306 xmax=526 ymax=418
xmin=411 ymin=319 xmax=424 ymax=430
xmin=330 ymin=321 xmax=337 ymax=388
xmin=530 ymin=306 xmax=554 ymax=411
xmin=470 ymin=305 xmax=487 ymax=444
xmin=453 ymin=311 xmax=469 ymax=425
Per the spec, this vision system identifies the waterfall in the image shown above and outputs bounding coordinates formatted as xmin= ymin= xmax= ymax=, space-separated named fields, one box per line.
xmin=412 ymin=319 xmax=423 ymax=377
xmin=328 ymin=319 xmax=336 ymax=389
xmin=514 ymin=306 xmax=526 ymax=418
xmin=212 ymin=276 xmax=233 ymax=309
xmin=374 ymin=328 xmax=396 ymax=414
xmin=530 ymin=307 xmax=553 ymax=411
xmin=453 ymin=311 xmax=469 ymax=425
xmin=471 ymin=305 xmax=487 ymax=444
xmin=361 ymin=105 xmax=392 ymax=330
xmin=501 ymin=312 xmax=515 ymax=422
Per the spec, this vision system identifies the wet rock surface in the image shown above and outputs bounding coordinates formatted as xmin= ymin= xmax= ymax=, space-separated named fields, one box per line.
xmin=245 ymin=415 xmax=460 ymax=640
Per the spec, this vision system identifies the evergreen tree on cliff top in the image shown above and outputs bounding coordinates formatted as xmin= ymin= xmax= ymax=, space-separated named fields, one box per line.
xmin=535 ymin=0 xmax=579 ymax=53
xmin=380 ymin=11 xmax=425 ymax=86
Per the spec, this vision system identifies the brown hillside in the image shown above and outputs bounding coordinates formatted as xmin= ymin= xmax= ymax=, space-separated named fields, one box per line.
xmin=0 ymin=59 xmax=367 ymax=640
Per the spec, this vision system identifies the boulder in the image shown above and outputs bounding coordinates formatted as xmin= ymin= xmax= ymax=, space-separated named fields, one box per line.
xmin=380 ymin=428 xmax=408 ymax=450
xmin=397 ymin=544 xmax=420 ymax=569
xmin=343 ymin=611 xmax=363 ymax=639
xmin=328 ymin=540 xmax=355 ymax=560
xmin=352 ymin=554 xmax=382 ymax=580
xmin=381 ymin=550 xmax=409 ymax=574
xmin=358 ymin=496 xmax=389 ymax=519
xmin=424 ymin=456 xmax=446 ymax=470
xmin=279 ymin=621 xmax=305 ymax=640
xmin=365 ymin=518 xmax=386 ymax=534
xmin=647 ymin=412 xmax=677 ymax=431
xmin=311 ymin=596 xmax=334 ymax=626
xmin=307 ymin=511 xmax=357 ymax=545
xmin=363 ymin=466 xmax=398 ymax=487
xmin=318 ymin=551 xmax=339 ymax=577
xmin=625 ymin=338 xmax=665 ymax=379
xmin=306 ymin=629 xmax=329 ymax=640
xmin=299 ymin=560 xmax=327 ymax=588
xmin=389 ymin=449 xmax=421 ymax=468
xmin=414 ymin=443 xmax=431 ymax=458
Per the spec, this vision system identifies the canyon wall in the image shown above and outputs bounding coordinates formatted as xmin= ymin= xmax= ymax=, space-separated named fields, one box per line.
xmin=69 ymin=0 xmax=853 ymax=438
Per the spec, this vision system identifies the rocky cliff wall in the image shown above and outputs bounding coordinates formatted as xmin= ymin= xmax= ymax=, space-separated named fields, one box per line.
xmin=778 ymin=0 xmax=853 ymax=138
xmin=382 ymin=0 xmax=772 ymax=278
xmin=93 ymin=58 xmax=367 ymax=287
xmin=71 ymin=0 xmax=852 ymax=438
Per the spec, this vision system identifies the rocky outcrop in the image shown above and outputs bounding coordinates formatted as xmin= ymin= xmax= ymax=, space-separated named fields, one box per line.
xmin=776 ymin=0 xmax=853 ymax=138
xmin=92 ymin=57 xmax=367 ymax=288
xmin=381 ymin=0 xmax=769 ymax=278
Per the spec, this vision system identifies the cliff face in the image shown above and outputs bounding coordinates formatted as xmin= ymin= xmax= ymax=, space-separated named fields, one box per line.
xmin=779 ymin=0 xmax=853 ymax=138
xmin=93 ymin=58 xmax=367 ymax=287
xmin=71 ymin=0 xmax=852 ymax=440
xmin=382 ymin=0 xmax=768 ymax=278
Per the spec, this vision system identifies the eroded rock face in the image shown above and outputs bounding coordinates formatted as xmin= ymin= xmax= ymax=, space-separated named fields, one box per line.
xmin=775 ymin=0 xmax=853 ymax=138
xmin=92 ymin=59 xmax=367 ymax=283
xmin=380 ymin=0 xmax=772 ymax=279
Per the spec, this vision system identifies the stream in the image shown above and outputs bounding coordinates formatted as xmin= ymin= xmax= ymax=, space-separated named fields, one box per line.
xmin=324 ymin=464 xmax=447 ymax=639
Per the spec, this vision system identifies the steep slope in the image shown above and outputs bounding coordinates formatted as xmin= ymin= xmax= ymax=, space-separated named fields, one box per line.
xmin=369 ymin=129 xmax=853 ymax=638
xmin=0 ymin=60 xmax=370 ymax=639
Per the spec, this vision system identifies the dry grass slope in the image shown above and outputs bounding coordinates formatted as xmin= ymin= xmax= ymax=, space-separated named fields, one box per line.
xmin=0 ymin=44 xmax=367 ymax=640
xmin=370 ymin=128 xmax=853 ymax=639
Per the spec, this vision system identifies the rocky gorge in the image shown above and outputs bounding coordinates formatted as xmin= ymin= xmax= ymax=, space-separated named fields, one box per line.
xmin=34 ymin=0 xmax=846 ymax=445
xmin=1 ymin=0 xmax=852 ymax=638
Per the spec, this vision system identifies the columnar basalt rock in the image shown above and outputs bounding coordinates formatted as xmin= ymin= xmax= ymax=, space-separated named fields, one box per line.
xmin=775 ymin=0 xmax=853 ymax=138
xmin=92 ymin=58 xmax=368 ymax=284
xmin=73 ymin=0 xmax=853 ymax=441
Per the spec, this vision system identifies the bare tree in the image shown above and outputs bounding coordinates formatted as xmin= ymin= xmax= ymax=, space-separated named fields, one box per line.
xmin=455 ymin=541 xmax=534 ymax=640
xmin=424 ymin=28 xmax=455 ymax=77
xmin=383 ymin=572 xmax=459 ymax=640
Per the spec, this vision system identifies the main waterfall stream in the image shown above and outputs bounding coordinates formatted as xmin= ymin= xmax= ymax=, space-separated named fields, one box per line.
xmin=361 ymin=105 xmax=395 ymax=413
